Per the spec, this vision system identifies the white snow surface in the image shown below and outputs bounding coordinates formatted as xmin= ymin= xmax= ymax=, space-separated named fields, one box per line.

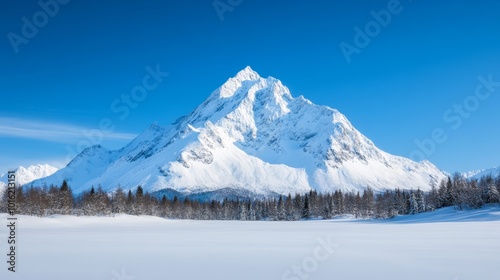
xmin=1 ymin=206 xmax=499 ymax=280
xmin=30 ymin=67 xmax=446 ymax=195
xmin=0 ymin=164 xmax=58 ymax=194
xmin=462 ymin=165 xmax=500 ymax=180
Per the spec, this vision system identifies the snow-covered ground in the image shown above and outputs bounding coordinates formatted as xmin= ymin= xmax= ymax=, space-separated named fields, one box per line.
xmin=1 ymin=206 xmax=499 ymax=280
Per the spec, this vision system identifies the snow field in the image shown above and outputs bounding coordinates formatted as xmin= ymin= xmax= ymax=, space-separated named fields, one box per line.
xmin=0 ymin=206 xmax=499 ymax=280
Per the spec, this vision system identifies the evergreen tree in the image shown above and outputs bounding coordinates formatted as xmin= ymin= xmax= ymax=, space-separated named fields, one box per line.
xmin=277 ymin=196 xmax=285 ymax=221
xmin=426 ymin=184 xmax=440 ymax=211
xmin=248 ymin=202 xmax=256 ymax=221
xmin=238 ymin=200 xmax=247 ymax=220
xmin=172 ymin=196 xmax=180 ymax=218
xmin=302 ymin=194 xmax=310 ymax=219
xmin=82 ymin=187 xmax=96 ymax=216
xmin=408 ymin=192 xmax=418 ymax=215
xmin=415 ymin=189 xmax=425 ymax=213
xmin=94 ymin=186 xmax=111 ymax=215
xmin=322 ymin=194 xmax=334 ymax=219
xmin=463 ymin=179 xmax=483 ymax=209
xmin=112 ymin=187 xmax=127 ymax=214
xmin=361 ymin=187 xmax=375 ymax=217
xmin=293 ymin=194 xmax=302 ymax=220
xmin=285 ymin=194 xmax=294 ymax=221
xmin=268 ymin=199 xmax=278 ymax=221
xmin=126 ymin=190 xmax=134 ymax=214
xmin=135 ymin=186 xmax=145 ymax=215
xmin=59 ymin=180 xmax=74 ymax=215
xmin=136 ymin=186 xmax=144 ymax=198
xmin=334 ymin=190 xmax=344 ymax=215
xmin=160 ymin=195 xmax=168 ymax=217
xmin=444 ymin=176 xmax=454 ymax=206
xmin=354 ymin=191 xmax=362 ymax=218
xmin=485 ymin=177 xmax=500 ymax=203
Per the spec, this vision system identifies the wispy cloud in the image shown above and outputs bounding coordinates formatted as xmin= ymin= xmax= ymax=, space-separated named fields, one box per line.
xmin=0 ymin=117 xmax=137 ymax=143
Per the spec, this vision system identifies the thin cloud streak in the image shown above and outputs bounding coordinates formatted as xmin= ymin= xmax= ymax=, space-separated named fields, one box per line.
xmin=0 ymin=117 xmax=137 ymax=143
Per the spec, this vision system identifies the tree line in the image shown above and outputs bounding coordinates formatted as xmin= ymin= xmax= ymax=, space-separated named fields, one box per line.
xmin=1 ymin=173 xmax=499 ymax=220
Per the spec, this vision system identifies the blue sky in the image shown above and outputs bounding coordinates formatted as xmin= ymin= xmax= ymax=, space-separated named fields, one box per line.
xmin=0 ymin=0 xmax=499 ymax=174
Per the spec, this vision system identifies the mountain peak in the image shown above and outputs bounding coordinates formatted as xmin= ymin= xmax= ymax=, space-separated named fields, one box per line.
xmin=462 ymin=165 xmax=500 ymax=180
xmin=216 ymin=66 xmax=262 ymax=99
xmin=0 ymin=164 xmax=58 ymax=186
xmin=234 ymin=66 xmax=260 ymax=81
xmin=31 ymin=69 xmax=446 ymax=196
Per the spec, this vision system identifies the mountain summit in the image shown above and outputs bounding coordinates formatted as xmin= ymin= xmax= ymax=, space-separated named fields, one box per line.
xmin=31 ymin=67 xmax=446 ymax=196
xmin=0 ymin=164 xmax=59 ymax=192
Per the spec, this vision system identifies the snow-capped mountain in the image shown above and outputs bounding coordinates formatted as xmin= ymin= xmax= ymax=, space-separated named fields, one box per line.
xmin=31 ymin=67 xmax=446 ymax=196
xmin=0 ymin=164 xmax=59 ymax=191
xmin=462 ymin=166 xmax=500 ymax=180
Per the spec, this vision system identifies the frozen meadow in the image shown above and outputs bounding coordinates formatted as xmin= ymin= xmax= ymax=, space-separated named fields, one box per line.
xmin=1 ymin=206 xmax=499 ymax=280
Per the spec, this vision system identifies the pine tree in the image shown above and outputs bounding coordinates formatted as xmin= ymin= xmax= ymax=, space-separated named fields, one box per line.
xmin=268 ymin=198 xmax=278 ymax=221
xmin=248 ymin=201 xmax=256 ymax=221
xmin=322 ymin=194 xmax=334 ymax=219
xmin=59 ymin=180 xmax=73 ymax=215
xmin=285 ymin=194 xmax=293 ymax=221
xmin=183 ymin=197 xmax=195 ymax=219
xmin=160 ymin=195 xmax=168 ymax=217
xmin=293 ymin=194 xmax=302 ymax=220
xmin=238 ymin=200 xmax=247 ymax=220
xmin=82 ymin=187 xmax=96 ymax=216
xmin=334 ymin=190 xmax=344 ymax=215
xmin=409 ymin=192 xmax=418 ymax=215
xmin=94 ymin=186 xmax=111 ymax=216
xmin=309 ymin=190 xmax=320 ymax=217
xmin=47 ymin=185 xmax=59 ymax=214
xmin=126 ymin=190 xmax=134 ymax=214
xmin=486 ymin=177 xmax=500 ymax=203
xmin=463 ymin=179 xmax=483 ymax=209
xmin=302 ymin=194 xmax=310 ymax=219
xmin=172 ymin=196 xmax=180 ymax=218
xmin=426 ymin=184 xmax=440 ymax=211
xmin=496 ymin=175 xmax=500 ymax=194
xmin=112 ymin=187 xmax=127 ymax=214
xmin=444 ymin=177 xmax=454 ymax=206
xmin=135 ymin=186 xmax=145 ymax=215
xmin=415 ymin=189 xmax=425 ymax=213
xmin=361 ymin=188 xmax=375 ymax=217
xmin=354 ymin=191 xmax=362 ymax=218
xmin=277 ymin=196 xmax=285 ymax=221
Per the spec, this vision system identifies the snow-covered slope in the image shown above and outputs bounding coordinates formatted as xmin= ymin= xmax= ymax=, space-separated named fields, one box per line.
xmin=0 ymin=164 xmax=59 ymax=193
xmin=463 ymin=165 xmax=500 ymax=180
xmin=31 ymin=67 xmax=446 ymax=196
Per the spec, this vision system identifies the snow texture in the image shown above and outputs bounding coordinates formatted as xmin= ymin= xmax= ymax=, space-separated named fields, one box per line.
xmin=0 ymin=164 xmax=58 ymax=195
xmin=462 ymin=165 xmax=500 ymax=180
xmin=0 ymin=206 xmax=499 ymax=280
xmin=31 ymin=67 xmax=446 ymax=196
